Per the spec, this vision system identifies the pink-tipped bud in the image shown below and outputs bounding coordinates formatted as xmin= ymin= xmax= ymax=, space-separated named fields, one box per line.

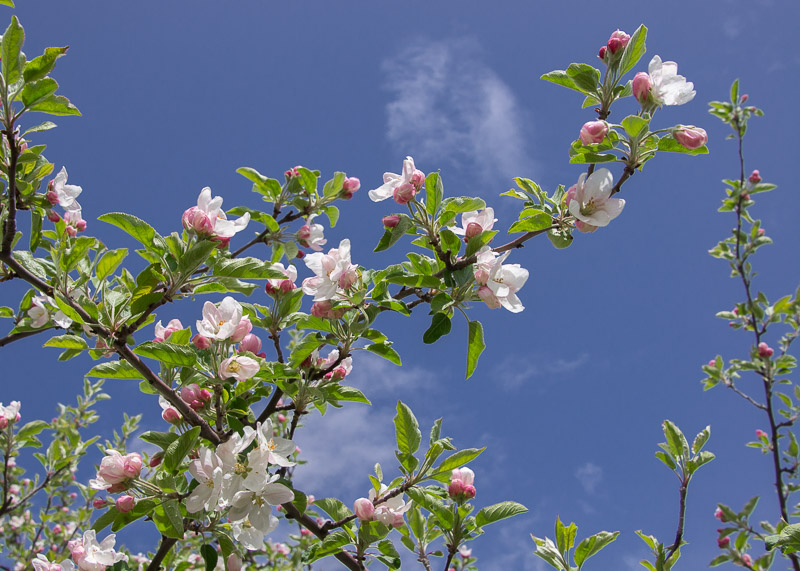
xmin=0 ymin=418 xmax=7 ymax=429
xmin=632 ymin=72 xmax=651 ymax=104
xmin=162 ymin=407 xmax=181 ymax=424
xmin=477 ymin=286 xmax=501 ymax=309
xmin=598 ymin=45 xmax=607 ymax=60
xmin=277 ymin=414 xmax=287 ymax=422
xmin=465 ymin=222 xmax=483 ymax=239
xmin=742 ymin=193 xmax=750 ymax=201
xmin=343 ymin=177 xmax=361 ymax=193
xmin=211 ymin=235 xmax=230 ymax=249
xmin=757 ymin=228 xmax=765 ymax=236
xmin=149 ymin=453 xmax=163 ymax=467
xmin=265 ymin=282 xmax=277 ymax=295
xmin=115 ymin=495 xmax=135 ymax=513
xmin=182 ymin=207 xmax=214 ymax=236
xmin=279 ymin=279 xmax=296 ymax=293
xmin=382 ymin=215 xmax=401 ymax=228
xmin=45 ymin=191 xmax=59 ymax=206
xmin=742 ymin=554 xmax=752 ymax=566
xmin=296 ymin=250 xmax=306 ymax=259
xmin=410 ymin=169 xmax=426 ymax=191
xmin=297 ymin=224 xmax=312 ymax=246
xmin=227 ymin=554 xmax=243 ymax=571
xmin=181 ymin=384 xmax=202 ymax=404
xmin=607 ymin=30 xmax=630 ymax=54
xmin=46 ymin=210 xmax=61 ymax=223
xmin=354 ymin=498 xmax=375 ymax=522
xmin=230 ymin=316 xmax=253 ymax=343
xmin=674 ymin=126 xmax=708 ymax=150
xmin=740 ymin=94 xmax=749 ymax=103
xmin=199 ymin=389 xmax=212 ymax=403
xmin=393 ymin=183 xmax=416 ymax=205
xmin=758 ymin=342 xmax=774 ymax=358
xmin=52 ymin=524 xmax=62 ymax=534
xmin=190 ymin=399 xmax=204 ymax=410
xmin=76 ymin=220 xmax=87 ymax=231
xmin=474 ymin=269 xmax=489 ymax=286
xmin=714 ymin=507 xmax=726 ymax=522
xmin=239 ymin=333 xmax=262 ymax=354
xmin=192 ymin=334 xmax=211 ymax=350
xmin=748 ymin=170 xmax=761 ymax=184
xmin=756 ymin=429 xmax=768 ymax=438
xmin=718 ymin=536 xmax=730 ymax=548
xmin=579 ymin=120 xmax=608 ymax=145
xmin=708 ymin=360 xmax=716 ymax=367
xmin=92 ymin=498 xmax=107 ymax=510
xmin=65 ymin=226 xmax=77 ymax=237
xmin=300 ymin=528 xmax=311 ymax=536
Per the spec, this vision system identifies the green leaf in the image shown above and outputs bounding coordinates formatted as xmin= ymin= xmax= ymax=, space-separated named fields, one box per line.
xmin=475 ymin=501 xmax=528 ymax=527
xmin=365 ymin=342 xmax=402 ymax=366
xmin=508 ymin=210 xmax=552 ymax=233
xmin=43 ymin=334 xmax=88 ymax=350
xmin=0 ymin=0 xmax=15 ymax=7
xmin=133 ymin=342 xmax=197 ymax=368
xmin=325 ymin=385 xmax=371 ymax=405
xmin=0 ymin=306 xmax=13 ymax=318
xmin=566 ymin=63 xmax=601 ymax=93
xmin=555 ymin=516 xmax=577 ymax=555
xmin=766 ymin=523 xmax=800 ymax=553
xmin=621 ymin=115 xmax=649 ymax=138
xmin=422 ymin=312 xmax=451 ymax=344
xmin=20 ymin=78 xmax=58 ymax=108
xmin=432 ymin=447 xmax=484 ymax=480
xmin=16 ymin=420 xmax=49 ymax=441
xmin=441 ymin=196 xmax=486 ymax=213
xmin=569 ymin=152 xmax=617 ymax=164
xmin=541 ymin=70 xmax=583 ymax=93
xmin=28 ymin=94 xmax=81 ymax=116
xmin=386 ymin=274 xmax=441 ymax=289
xmin=22 ymin=120 xmax=57 ymax=135
xmin=692 ymin=425 xmax=711 ymax=454
xmin=547 ymin=228 xmax=573 ymax=250
xmin=153 ymin=499 xmax=184 ymax=539
xmin=425 ymin=172 xmax=443 ymax=216
xmin=164 ymin=426 xmax=200 ymax=472
xmin=139 ymin=430 xmax=179 ymax=450
xmin=657 ymin=135 xmax=708 ymax=155
xmin=313 ymin=497 xmax=353 ymax=521
xmin=466 ymin=320 xmax=484 ymax=379
xmin=394 ymin=401 xmax=422 ymax=455
xmin=23 ymin=46 xmax=68 ymax=83
xmin=200 ymin=544 xmax=218 ymax=571
xmin=374 ymin=215 xmax=416 ymax=252
xmin=2 ymin=16 xmax=24 ymax=84
xmin=98 ymin=213 xmax=160 ymax=252
xmin=618 ymin=25 xmax=647 ymax=76
xmin=574 ymin=531 xmax=620 ymax=569
xmin=92 ymin=507 xmax=119 ymax=533
xmin=662 ymin=420 xmax=689 ymax=459
xmin=96 ymin=249 xmax=128 ymax=280
xmin=85 ymin=361 xmax=143 ymax=380
xmin=213 ymin=257 xmax=285 ymax=279
xmin=177 ymin=240 xmax=216 ymax=276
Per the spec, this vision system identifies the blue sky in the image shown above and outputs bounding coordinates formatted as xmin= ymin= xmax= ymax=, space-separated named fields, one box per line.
xmin=3 ymin=1 xmax=800 ymax=569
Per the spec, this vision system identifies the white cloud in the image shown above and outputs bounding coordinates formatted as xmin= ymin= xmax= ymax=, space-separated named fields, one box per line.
xmin=382 ymin=38 xmax=531 ymax=182
xmin=575 ymin=461 xmax=603 ymax=495
xmin=494 ymin=352 xmax=589 ymax=391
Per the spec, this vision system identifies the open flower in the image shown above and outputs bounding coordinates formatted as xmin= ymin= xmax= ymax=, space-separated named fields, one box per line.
xmin=68 ymin=530 xmax=127 ymax=571
xmin=646 ymin=55 xmax=695 ymax=106
xmin=265 ymin=263 xmax=298 ymax=295
xmin=566 ymin=168 xmax=625 ymax=229
xmin=46 ymin=167 xmax=82 ymax=211
xmin=32 ymin=554 xmax=76 ymax=571
xmin=219 ymin=354 xmax=260 ymax=382
xmin=297 ymin=215 xmax=327 ymax=251
xmin=249 ymin=419 xmax=296 ymax=470
xmin=369 ymin=156 xmax=421 ymax=202
xmin=302 ymin=239 xmax=359 ymax=301
xmin=0 ymin=401 xmax=21 ymax=429
xmin=28 ymin=295 xmax=72 ymax=329
xmin=369 ymin=484 xmax=411 ymax=527
xmin=186 ymin=448 xmax=226 ymax=513
xmin=153 ymin=319 xmax=183 ymax=342
xmin=453 ymin=208 xmax=497 ymax=239
xmin=196 ymin=297 xmax=243 ymax=340
xmin=184 ymin=187 xmax=250 ymax=239
xmin=228 ymin=473 xmax=294 ymax=531
xmin=474 ymin=249 xmax=528 ymax=313
xmin=89 ymin=450 xmax=142 ymax=491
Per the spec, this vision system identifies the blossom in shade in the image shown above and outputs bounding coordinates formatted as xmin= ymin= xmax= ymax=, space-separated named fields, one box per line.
xmin=68 ymin=530 xmax=127 ymax=571
xmin=302 ymin=239 xmax=359 ymax=301
xmin=566 ymin=168 xmax=625 ymax=230
xmin=32 ymin=554 xmax=75 ymax=571
xmin=185 ymin=448 xmax=226 ymax=513
xmin=28 ymin=295 xmax=72 ymax=329
xmin=297 ymin=215 xmax=327 ymax=251
xmin=153 ymin=319 xmax=183 ymax=342
xmin=453 ymin=208 xmax=497 ymax=240
xmin=219 ymin=354 xmax=260 ymax=382
xmin=369 ymin=484 xmax=411 ymax=527
xmin=196 ymin=297 xmax=243 ymax=340
xmin=232 ymin=519 xmax=277 ymax=551
xmin=369 ymin=156 xmax=421 ymax=202
xmin=183 ymin=187 xmax=250 ymax=239
xmin=646 ymin=55 xmax=695 ymax=106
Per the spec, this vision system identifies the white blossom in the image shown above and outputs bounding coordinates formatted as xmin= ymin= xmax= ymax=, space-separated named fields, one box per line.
xmin=196 ymin=297 xmax=243 ymax=340
xmin=648 ymin=55 xmax=695 ymax=106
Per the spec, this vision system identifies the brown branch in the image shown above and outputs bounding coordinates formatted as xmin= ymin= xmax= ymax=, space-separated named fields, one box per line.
xmin=146 ymin=535 xmax=178 ymax=571
xmin=281 ymin=501 xmax=361 ymax=571
xmin=0 ymin=327 xmax=51 ymax=347
xmin=1 ymin=128 xmax=19 ymax=254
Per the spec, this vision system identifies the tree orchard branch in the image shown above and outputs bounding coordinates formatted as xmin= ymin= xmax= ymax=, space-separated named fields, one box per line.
xmin=145 ymin=536 xmax=178 ymax=571
xmin=281 ymin=501 xmax=362 ymax=571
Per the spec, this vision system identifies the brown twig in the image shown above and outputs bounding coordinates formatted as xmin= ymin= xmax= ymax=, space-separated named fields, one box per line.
xmin=146 ymin=535 xmax=178 ymax=571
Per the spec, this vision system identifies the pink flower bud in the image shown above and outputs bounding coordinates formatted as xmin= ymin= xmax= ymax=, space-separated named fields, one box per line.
xmin=343 ymin=177 xmax=361 ymax=193
xmin=181 ymin=384 xmax=202 ymax=404
xmin=76 ymin=220 xmax=87 ymax=231
xmin=579 ymin=120 xmax=608 ymax=145
xmin=162 ymin=408 xmax=181 ymax=424
xmin=265 ymin=282 xmax=277 ymax=295
xmin=382 ymin=215 xmax=401 ymax=228
xmin=92 ymin=498 xmax=106 ymax=509
xmin=714 ymin=507 xmax=726 ymax=522
xmin=116 ymin=495 xmax=135 ymax=513
xmin=0 ymin=417 xmax=6 ymax=430
xmin=199 ymin=389 xmax=212 ymax=403
xmin=65 ymin=226 xmax=77 ymax=237
xmin=296 ymin=250 xmax=306 ymax=259
xmin=755 ymin=429 xmax=767 ymax=438
xmin=297 ymin=224 xmax=312 ymax=245
xmin=758 ymin=342 xmax=774 ymax=358
xmin=239 ymin=333 xmax=262 ymax=354
xmin=740 ymin=94 xmax=749 ymax=103
xmin=465 ymin=222 xmax=483 ymax=239
xmin=227 ymin=554 xmax=243 ymax=571
xmin=674 ymin=126 xmax=708 ymax=150
xmin=230 ymin=316 xmax=253 ymax=343
xmin=392 ymin=512 xmax=405 ymax=527
xmin=211 ymin=235 xmax=230 ymax=249
xmin=70 ymin=544 xmax=86 ymax=562
xmin=718 ymin=536 xmax=730 ymax=548
xmin=477 ymin=286 xmax=501 ymax=309
xmin=633 ymin=72 xmax=651 ymax=104
xmin=45 ymin=191 xmax=59 ymax=206
xmin=741 ymin=193 xmax=750 ymax=201
xmin=149 ymin=453 xmax=163 ymax=467
xmin=280 ymin=279 xmax=296 ymax=293
xmin=748 ymin=170 xmax=761 ymax=184
xmin=46 ymin=210 xmax=61 ymax=223
xmin=448 ymin=479 xmax=465 ymax=499
xmin=758 ymin=228 xmax=765 ymax=236
xmin=607 ymin=30 xmax=630 ymax=54
xmin=182 ymin=207 xmax=214 ymax=236
xmin=52 ymin=524 xmax=62 ymax=534
xmin=192 ymin=334 xmax=211 ymax=349
xmin=474 ymin=269 xmax=489 ymax=286
xmin=708 ymin=360 xmax=715 ymax=367
xmin=300 ymin=528 xmax=311 ymax=536
xmin=742 ymin=554 xmax=752 ymax=566
xmin=393 ymin=183 xmax=416 ymax=205
xmin=354 ymin=498 xmax=375 ymax=522
xmin=277 ymin=414 xmax=286 ymax=422
xmin=598 ymin=45 xmax=607 ymax=60
xmin=410 ymin=170 xmax=426 ymax=191
xmin=123 ymin=453 xmax=142 ymax=478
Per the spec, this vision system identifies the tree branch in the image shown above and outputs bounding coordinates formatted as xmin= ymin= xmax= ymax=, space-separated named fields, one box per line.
xmin=0 ymin=327 xmax=51 ymax=347
xmin=281 ymin=501 xmax=361 ymax=571
xmin=146 ymin=536 xmax=178 ymax=571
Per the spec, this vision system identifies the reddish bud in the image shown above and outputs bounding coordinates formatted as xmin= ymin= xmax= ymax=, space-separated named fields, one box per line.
xmin=465 ymin=222 xmax=483 ymax=239
xmin=740 ymin=94 xmax=749 ymax=103
xmin=92 ymin=498 xmax=107 ymax=509
xmin=758 ymin=342 xmax=774 ymax=358
xmin=149 ymin=453 xmax=163 ymax=467
xmin=598 ymin=46 xmax=607 ymax=60
xmin=741 ymin=193 xmax=750 ymax=201
xmin=714 ymin=507 xmax=726 ymax=522
xmin=607 ymin=37 xmax=623 ymax=54
xmin=192 ymin=334 xmax=211 ymax=350
xmin=116 ymin=495 xmax=135 ymax=513
xmin=718 ymin=536 xmax=730 ymax=548
xmin=45 ymin=191 xmax=59 ymax=206
xmin=295 ymin=250 xmax=306 ymax=259
xmin=632 ymin=72 xmax=651 ymax=104
xmin=742 ymin=554 xmax=752 ymax=566
xmin=393 ymin=183 xmax=416 ymax=205
xmin=755 ymin=429 xmax=767 ymax=438
xmin=758 ymin=228 xmax=765 ymax=236
xmin=46 ymin=210 xmax=61 ymax=223
xmin=382 ymin=215 xmax=401 ymax=228
xmin=748 ymin=170 xmax=761 ymax=184
xmin=162 ymin=407 xmax=181 ymax=424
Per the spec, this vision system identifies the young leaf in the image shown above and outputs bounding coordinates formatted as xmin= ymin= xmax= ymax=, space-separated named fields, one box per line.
xmin=24 ymin=46 xmax=68 ymax=83
xmin=574 ymin=530 xmax=620 ymax=569
xmin=98 ymin=213 xmax=160 ymax=252
xmin=466 ymin=320 xmax=484 ymax=379
xmin=1 ymin=16 xmax=24 ymax=84
xmin=365 ymin=342 xmax=402 ymax=366
xmin=163 ymin=426 xmax=200 ymax=472
xmin=425 ymin=172 xmax=443 ymax=216
xmin=475 ymin=501 xmax=528 ymax=527
xmin=422 ymin=312 xmax=451 ymax=344
xmin=618 ymin=25 xmax=648 ymax=76
xmin=394 ymin=401 xmax=422 ymax=455
xmin=133 ymin=342 xmax=197 ymax=368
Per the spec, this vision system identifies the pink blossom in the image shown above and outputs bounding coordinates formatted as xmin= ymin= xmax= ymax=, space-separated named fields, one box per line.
xmin=714 ymin=507 xmax=726 ymax=522
xmin=184 ymin=187 xmax=250 ymax=239
xmin=755 ymin=429 xmax=767 ymax=438
xmin=393 ymin=183 xmax=416 ymax=205
xmin=192 ymin=334 xmax=211 ymax=349
xmin=579 ymin=120 xmax=608 ymax=145
xmin=449 ymin=467 xmax=476 ymax=501
xmin=265 ymin=262 xmax=298 ymax=294
xmin=115 ymin=495 xmax=135 ymax=513
xmin=749 ymin=170 xmax=761 ymax=184
xmin=567 ymin=168 xmax=625 ymax=228
xmin=301 ymin=239 xmax=359 ymax=301
xmin=718 ymin=536 xmax=730 ymax=548
xmin=230 ymin=316 xmax=253 ymax=343
xmin=341 ymin=177 xmax=360 ymax=199
xmin=674 ymin=126 xmax=707 ymax=150
xmin=354 ymin=498 xmax=375 ymax=522
xmin=227 ymin=554 xmax=243 ymax=571
xmin=89 ymin=450 xmax=141 ymax=490
xmin=310 ymin=300 xmax=346 ymax=320
xmin=153 ymin=319 xmax=183 ymax=342
xmin=239 ymin=333 xmax=262 ymax=354
xmin=297 ymin=215 xmax=327 ymax=251
xmin=632 ymin=72 xmax=651 ymax=103
xmin=369 ymin=156 xmax=420 ymax=202
xmin=758 ymin=342 xmax=774 ymax=358
xmin=742 ymin=554 xmax=752 ymax=566
xmin=382 ymin=215 xmax=400 ymax=228
xmin=606 ymin=29 xmax=630 ymax=54
xmin=219 ymin=355 xmax=260 ymax=382
xmin=454 ymin=208 xmax=497 ymax=239
xmin=92 ymin=499 xmax=106 ymax=510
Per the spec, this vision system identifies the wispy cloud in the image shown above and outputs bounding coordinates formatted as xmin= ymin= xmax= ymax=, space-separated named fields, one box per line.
xmin=493 ymin=352 xmax=589 ymax=391
xmin=382 ymin=38 xmax=531 ymax=183
xmin=575 ymin=461 xmax=603 ymax=495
